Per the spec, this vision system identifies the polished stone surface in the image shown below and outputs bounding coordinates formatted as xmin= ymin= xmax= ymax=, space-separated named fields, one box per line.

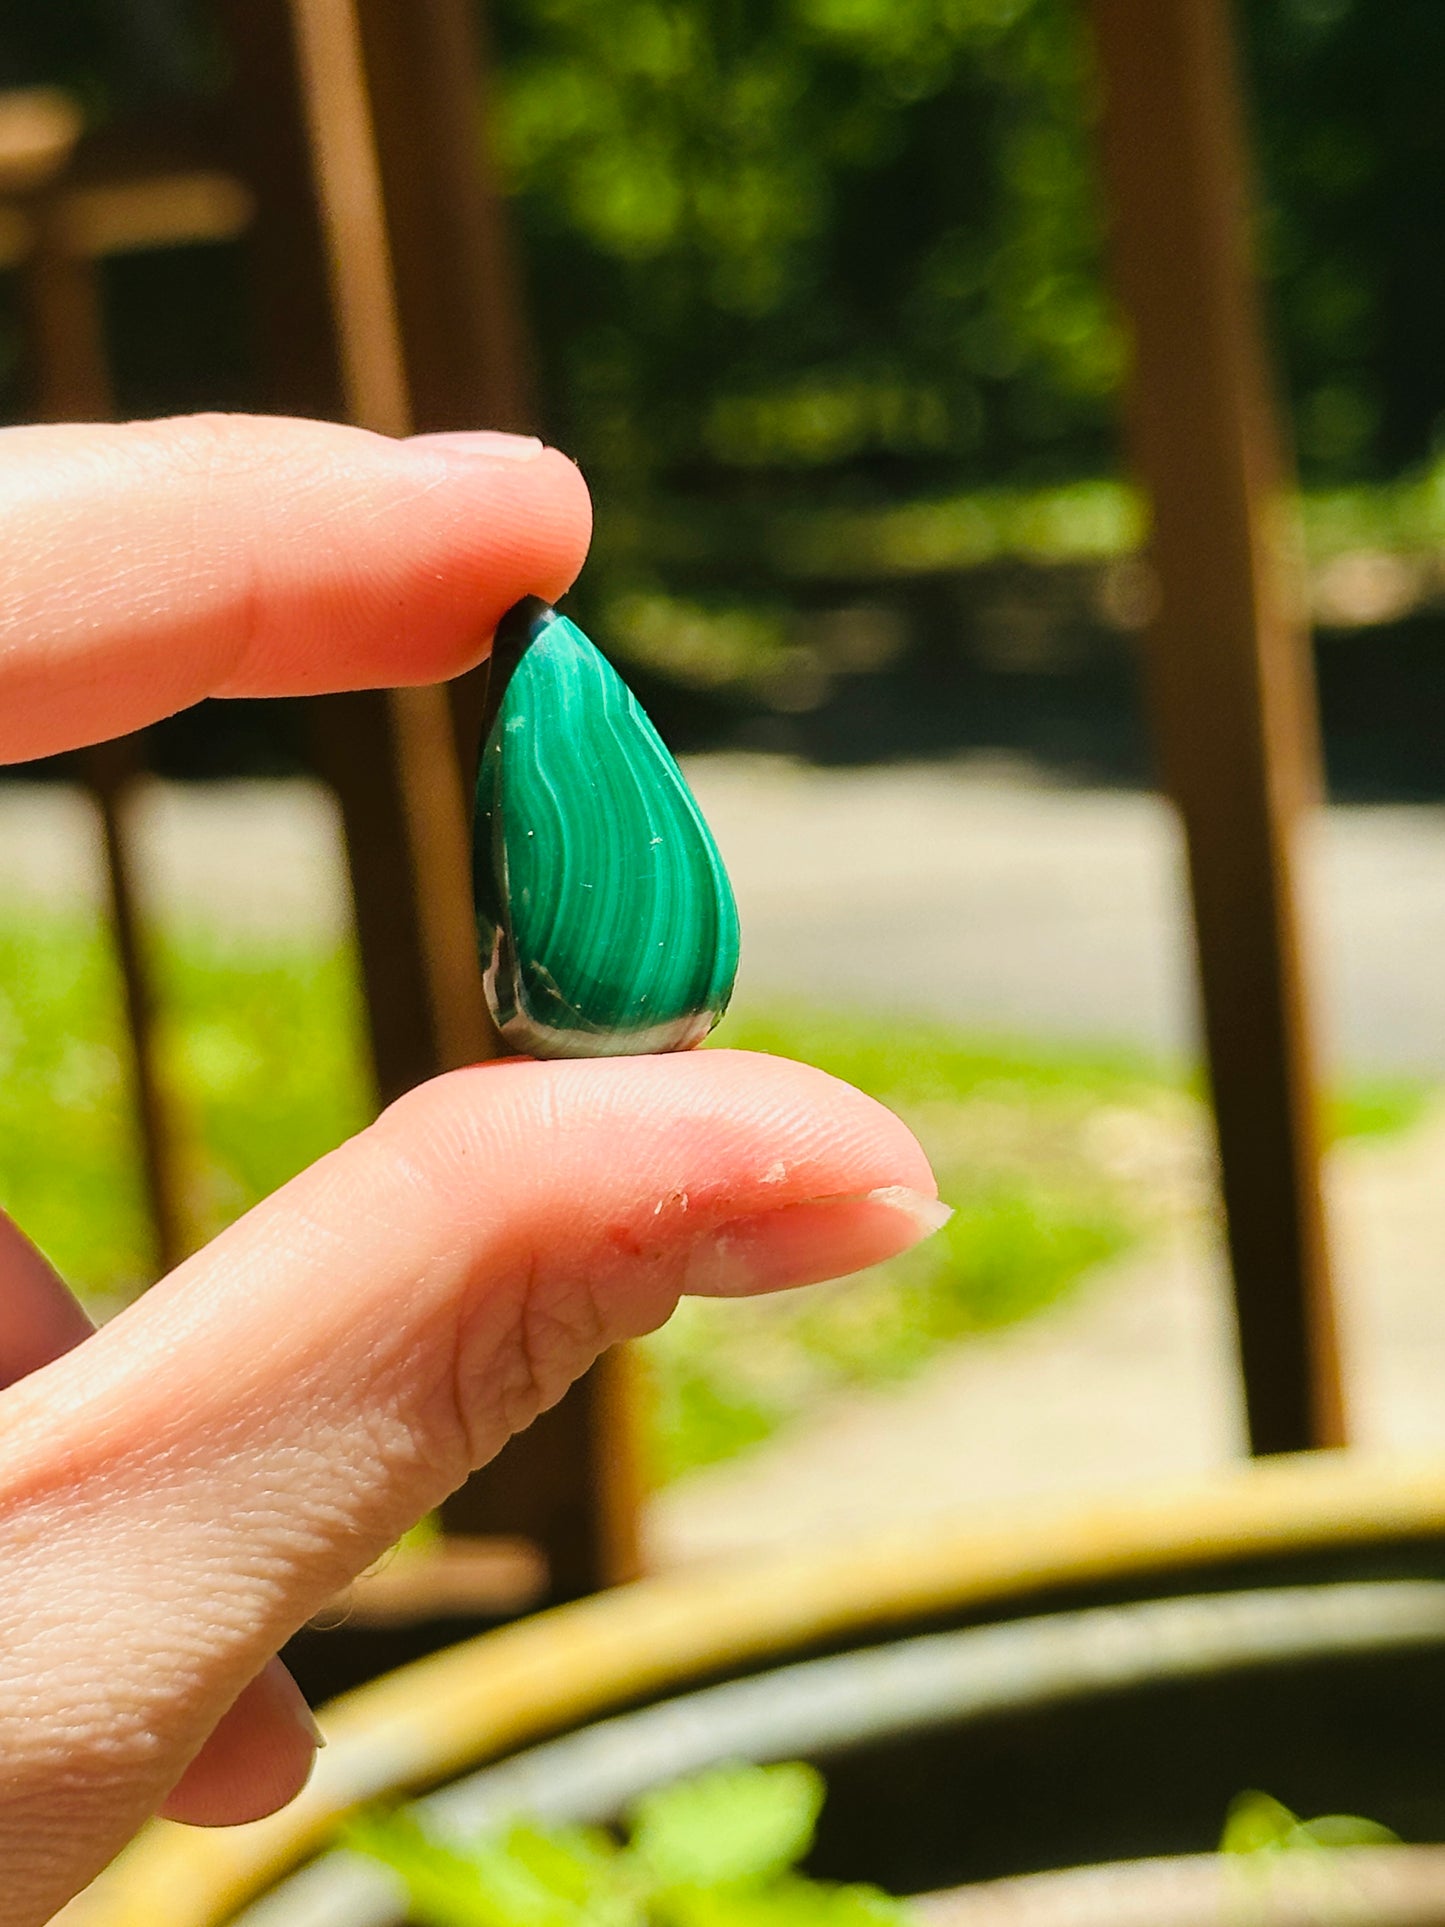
xmin=473 ymin=599 xmax=740 ymax=1058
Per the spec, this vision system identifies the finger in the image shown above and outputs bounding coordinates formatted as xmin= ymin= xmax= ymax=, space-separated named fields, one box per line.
xmin=0 ymin=1213 xmax=93 ymax=1386
xmin=0 ymin=1050 xmax=937 ymax=1922
xmin=156 ymin=1658 xmax=322 ymax=1829
xmin=0 ymin=414 xmax=592 ymax=763
xmin=0 ymin=1212 xmax=322 ymax=1826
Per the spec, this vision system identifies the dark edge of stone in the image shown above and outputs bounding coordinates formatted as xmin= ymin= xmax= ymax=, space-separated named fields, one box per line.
xmin=479 ymin=596 xmax=560 ymax=745
xmin=471 ymin=597 xmax=561 ymax=1045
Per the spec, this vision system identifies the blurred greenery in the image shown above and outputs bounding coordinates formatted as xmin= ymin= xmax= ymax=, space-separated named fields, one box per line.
xmin=0 ymin=905 xmax=1421 ymax=1482
xmin=0 ymin=2 xmax=1442 ymax=756
xmin=493 ymin=0 xmax=1445 ymax=540
xmin=1220 ymin=1789 xmax=1401 ymax=1856
xmin=0 ymin=912 xmax=154 ymax=1304
xmin=0 ymin=908 xmax=370 ymax=1311
xmin=348 ymin=1762 xmax=911 ymax=1927
xmin=494 ymin=0 xmax=1116 ymax=513
xmin=2 ymin=1 xmax=1444 ymax=526
xmin=346 ymin=1765 xmax=1403 ymax=1927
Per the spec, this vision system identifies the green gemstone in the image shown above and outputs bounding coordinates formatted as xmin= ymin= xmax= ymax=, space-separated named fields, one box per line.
xmin=472 ymin=598 xmax=741 ymax=1059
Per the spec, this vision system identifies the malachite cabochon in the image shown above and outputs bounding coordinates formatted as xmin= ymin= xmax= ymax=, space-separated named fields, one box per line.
xmin=472 ymin=598 xmax=741 ymax=1059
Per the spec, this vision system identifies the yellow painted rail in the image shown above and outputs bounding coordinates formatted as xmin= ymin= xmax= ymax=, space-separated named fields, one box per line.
xmin=65 ymin=1451 xmax=1445 ymax=1927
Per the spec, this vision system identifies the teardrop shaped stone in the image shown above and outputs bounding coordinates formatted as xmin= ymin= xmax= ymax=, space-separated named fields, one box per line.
xmin=472 ymin=598 xmax=740 ymax=1059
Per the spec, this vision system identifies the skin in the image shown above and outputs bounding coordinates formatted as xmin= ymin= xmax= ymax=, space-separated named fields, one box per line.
xmin=0 ymin=415 xmax=942 ymax=1926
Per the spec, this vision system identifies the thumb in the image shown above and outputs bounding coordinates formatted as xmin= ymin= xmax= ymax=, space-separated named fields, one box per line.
xmin=0 ymin=1049 xmax=940 ymax=1923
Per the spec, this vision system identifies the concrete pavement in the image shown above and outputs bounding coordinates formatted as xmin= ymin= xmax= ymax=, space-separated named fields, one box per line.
xmin=648 ymin=1103 xmax=1445 ymax=1569
xmin=683 ymin=757 xmax=1445 ymax=1078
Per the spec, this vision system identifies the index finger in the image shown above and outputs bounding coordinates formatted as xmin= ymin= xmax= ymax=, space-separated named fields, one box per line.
xmin=0 ymin=413 xmax=592 ymax=763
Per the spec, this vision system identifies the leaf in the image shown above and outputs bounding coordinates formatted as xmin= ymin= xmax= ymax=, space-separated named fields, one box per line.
xmin=346 ymin=1766 xmax=911 ymax=1927
xmin=503 ymin=1822 xmax=640 ymax=1922
xmin=1221 ymin=1792 xmax=1400 ymax=1857
xmin=630 ymin=1762 xmax=826 ymax=1888
xmin=1290 ymin=1814 xmax=1401 ymax=1851
xmin=1220 ymin=1791 xmax=1301 ymax=1855
xmin=343 ymin=1809 xmax=583 ymax=1927
xmin=660 ymin=1871 xmax=914 ymax=1927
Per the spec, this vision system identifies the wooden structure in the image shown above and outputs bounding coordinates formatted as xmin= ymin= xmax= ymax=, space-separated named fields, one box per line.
xmin=0 ymin=0 xmax=1340 ymax=1691
xmin=1086 ymin=0 xmax=1343 ymax=1454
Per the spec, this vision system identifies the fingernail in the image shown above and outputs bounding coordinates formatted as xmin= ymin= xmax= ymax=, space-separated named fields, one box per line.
xmin=264 ymin=1658 xmax=327 ymax=1750
xmin=408 ymin=429 xmax=546 ymax=462
xmin=685 ymin=1185 xmax=953 ymax=1299
xmin=294 ymin=1697 xmax=326 ymax=1750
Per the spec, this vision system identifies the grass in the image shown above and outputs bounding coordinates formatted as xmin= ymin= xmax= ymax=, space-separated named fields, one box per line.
xmin=0 ymin=909 xmax=371 ymax=1312
xmin=0 ymin=908 xmax=1424 ymax=1482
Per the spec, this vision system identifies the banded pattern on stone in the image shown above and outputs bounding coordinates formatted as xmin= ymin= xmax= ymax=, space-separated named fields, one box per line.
xmin=473 ymin=600 xmax=740 ymax=1059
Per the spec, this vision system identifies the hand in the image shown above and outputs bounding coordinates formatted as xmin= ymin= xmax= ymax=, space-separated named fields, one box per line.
xmin=0 ymin=415 xmax=941 ymax=1924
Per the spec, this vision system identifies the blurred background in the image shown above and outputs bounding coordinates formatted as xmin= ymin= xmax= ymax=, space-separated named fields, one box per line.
xmin=0 ymin=0 xmax=1443 ymax=1594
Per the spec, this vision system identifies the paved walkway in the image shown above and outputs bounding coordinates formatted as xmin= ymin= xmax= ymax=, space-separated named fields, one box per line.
xmin=649 ymin=1105 xmax=1445 ymax=1567
xmin=0 ymin=779 xmax=353 ymax=940
xmin=684 ymin=757 xmax=1445 ymax=1077
xmin=5 ymin=760 xmax=1445 ymax=1072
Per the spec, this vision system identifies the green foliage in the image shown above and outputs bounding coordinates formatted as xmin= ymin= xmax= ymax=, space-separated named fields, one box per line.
xmin=154 ymin=926 xmax=371 ymax=1253
xmin=12 ymin=0 xmax=1445 ymax=532
xmin=345 ymin=1810 xmax=643 ymax=1927
xmin=345 ymin=1763 xmax=911 ymax=1927
xmin=1221 ymin=1790 xmax=1400 ymax=1856
xmin=632 ymin=1763 xmax=824 ymax=1888
xmin=494 ymin=0 xmax=1115 ymax=551
xmin=1325 ymin=1078 xmax=1426 ymax=1146
xmin=1242 ymin=0 xmax=1445 ymax=481
xmin=0 ymin=907 xmax=368 ymax=1313
xmin=0 ymin=910 xmax=151 ymax=1303
xmin=488 ymin=0 xmax=1445 ymax=641
xmin=344 ymin=1769 xmax=1412 ymax=1927
xmin=622 ymin=460 xmax=1445 ymax=587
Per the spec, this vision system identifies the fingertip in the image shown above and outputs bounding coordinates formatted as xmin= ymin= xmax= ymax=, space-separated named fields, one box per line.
xmin=244 ymin=425 xmax=596 ymax=691
xmin=702 ymin=1047 xmax=938 ymax=1181
xmin=380 ymin=1044 xmax=938 ymax=1223
xmin=302 ymin=435 xmax=594 ymax=689
xmin=529 ymin=444 xmax=594 ymax=599
xmin=398 ymin=436 xmax=593 ymax=606
xmin=157 ymin=1659 xmax=320 ymax=1830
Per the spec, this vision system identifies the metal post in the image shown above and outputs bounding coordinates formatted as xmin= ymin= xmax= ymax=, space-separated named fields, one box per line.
xmin=1085 ymin=0 xmax=1344 ymax=1452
